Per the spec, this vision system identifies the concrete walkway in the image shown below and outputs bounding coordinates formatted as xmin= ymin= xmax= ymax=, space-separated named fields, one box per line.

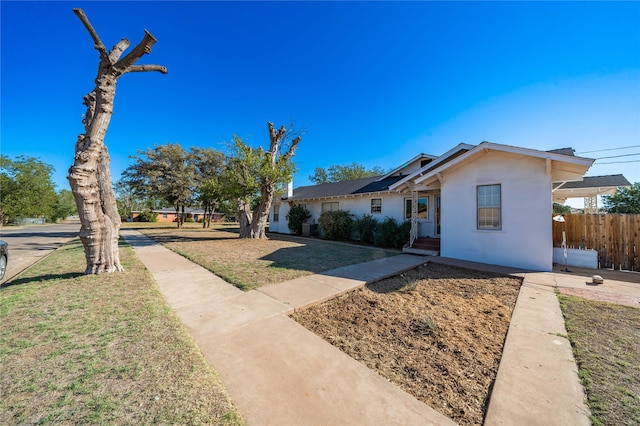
xmin=121 ymin=229 xmax=455 ymax=426
xmin=431 ymin=258 xmax=594 ymax=426
xmin=121 ymin=229 xmax=639 ymax=425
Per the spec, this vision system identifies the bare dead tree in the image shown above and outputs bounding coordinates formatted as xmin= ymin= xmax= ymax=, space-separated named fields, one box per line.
xmin=68 ymin=8 xmax=167 ymax=274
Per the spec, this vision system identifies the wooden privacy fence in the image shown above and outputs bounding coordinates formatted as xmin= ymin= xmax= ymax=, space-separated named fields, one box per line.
xmin=552 ymin=214 xmax=640 ymax=271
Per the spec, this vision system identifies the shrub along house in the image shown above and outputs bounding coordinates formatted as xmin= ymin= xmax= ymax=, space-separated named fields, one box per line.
xmin=269 ymin=141 xmax=629 ymax=271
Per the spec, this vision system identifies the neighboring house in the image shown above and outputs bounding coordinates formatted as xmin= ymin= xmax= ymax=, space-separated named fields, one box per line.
xmin=131 ymin=208 xmax=224 ymax=223
xmin=270 ymin=141 xmax=630 ymax=271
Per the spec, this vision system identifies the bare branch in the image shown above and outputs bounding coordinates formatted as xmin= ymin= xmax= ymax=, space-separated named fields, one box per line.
xmin=113 ymin=30 xmax=161 ymax=74
xmin=127 ymin=64 xmax=169 ymax=74
xmin=73 ymin=8 xmax=109 ymax=63
xmin=282 ymin=136 xmax=302 ymax=162
xmin=276 ymin=125 xmax=287 ymax=144
xmin=108 ymin=38 xmax=130 ymax=63
xmin=268 ymin=122 xmax=277 ymax=146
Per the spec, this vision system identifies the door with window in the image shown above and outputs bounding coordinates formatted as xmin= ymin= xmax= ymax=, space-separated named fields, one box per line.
xmin=405 ymin=196 xmax=429 ymax=237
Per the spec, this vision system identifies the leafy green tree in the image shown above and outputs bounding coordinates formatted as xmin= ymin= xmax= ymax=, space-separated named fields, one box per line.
xmin=52 ymin=189 xmax=78 ymax=222
xmin=137 ymin=209 xmax=159 ymax=222
xmin=602 ymin=183 xmax=640 ymax=214
xmin=216 ymin=199 xmax=237 ymax=221
xmin=191 ymin=147 xmax=225 ymax=228
xmin=113 ymin=178 xmax=161 ymax=221
xmin=553 ymin=203 xmax=571 ymax=214
xmin=0 ymin=155 xmax=57 ymax=224
xmin=222 ymin=122 xmax=301 ymax=238
xmin=309 ymin=162 xmax=387 ymax=184
xmin=286 ymin=204 xmax=311 ymax=235
xmin=122 ymin=143 xmax=196 ymax=228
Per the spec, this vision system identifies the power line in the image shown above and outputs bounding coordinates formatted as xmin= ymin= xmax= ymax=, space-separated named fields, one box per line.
xmin=594 ymin=160 xmax=640 ymax=164
xmin=576 ymin=145 xmax=640 ymax=154
xmin=595 ymin=153 xmax=640 ymax=160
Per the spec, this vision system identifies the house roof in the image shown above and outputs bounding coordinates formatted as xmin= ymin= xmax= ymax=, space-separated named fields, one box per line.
xmin=554 ymin=174 xmax=630 ymax=189
xmin=281 ymin=142 xmax=627 ymax=204
xmin=393 ymin=141 xmax=595 ymax=191
xmin=285 ymin=175 xmax=406 ymax=201
xmin=379 ymin=153 xmax=437 ymax=180
xmin=546 ymin=147 xmax=575 ymax=156
xmin=387 ymin=143 xmax=474 ymax=191
xmin=552 ymin=174 xmax=631 ymax=202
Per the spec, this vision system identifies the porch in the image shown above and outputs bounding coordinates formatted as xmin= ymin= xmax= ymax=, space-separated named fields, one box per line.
xmin=403 ymin=237 xmax=440 ymax=256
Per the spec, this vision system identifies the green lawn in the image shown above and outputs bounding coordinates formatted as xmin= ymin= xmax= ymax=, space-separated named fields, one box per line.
xmin=0 ymin=239 xmax=243 ymax=425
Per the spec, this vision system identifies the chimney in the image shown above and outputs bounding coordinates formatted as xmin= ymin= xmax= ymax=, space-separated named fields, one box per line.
xmin=287 ymin=181 xmax=293 ymax=199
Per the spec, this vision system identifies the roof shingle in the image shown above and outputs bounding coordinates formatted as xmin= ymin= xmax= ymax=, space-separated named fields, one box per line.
xmin=287 ymin=175 xmax=405 ymax=201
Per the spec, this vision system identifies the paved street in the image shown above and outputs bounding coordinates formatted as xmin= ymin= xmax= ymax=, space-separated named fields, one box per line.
xmin=0 ymin=221 xmax=80 ymax=284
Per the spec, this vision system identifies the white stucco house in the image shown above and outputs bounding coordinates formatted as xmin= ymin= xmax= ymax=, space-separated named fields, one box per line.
xmin=269 ymin=141 xmax=629 ymax=271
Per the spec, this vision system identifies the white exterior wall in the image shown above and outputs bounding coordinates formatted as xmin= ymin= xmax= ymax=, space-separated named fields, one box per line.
xmin=300 ymin=193 xmax=408 ymax=225
xmin=440 ymin=151 xmax=553 ymax=271
xmin=268 ymin=201 xmax=292 ymax=234
xmin=270 ymin=192 xmax=438 ymax=235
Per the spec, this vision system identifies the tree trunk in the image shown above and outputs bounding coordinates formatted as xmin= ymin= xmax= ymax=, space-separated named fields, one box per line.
xmin=237 ymin=122 xmax=301 ymax=239
xmin=68 ymin=73 xmax=124 ymax=274
xmin=237 ymin=199 xmax=253 ymax=238
xmin=68 ymin=8 xmax=166 ymax=274
xmin=250 ymin=184 xmax=274 ymax=238
xmin=174 ymin=205 xmax=181 ymax=228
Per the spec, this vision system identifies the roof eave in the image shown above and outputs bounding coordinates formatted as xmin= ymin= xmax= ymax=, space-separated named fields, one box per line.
xmin=413 ymin=142 xmax=594 ymax=186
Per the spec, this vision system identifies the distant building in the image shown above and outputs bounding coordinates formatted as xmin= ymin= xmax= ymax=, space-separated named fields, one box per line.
xmin=131 ymin=208 xmax=224 ymax=223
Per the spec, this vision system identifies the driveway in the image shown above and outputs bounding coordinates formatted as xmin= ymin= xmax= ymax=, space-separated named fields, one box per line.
xmin=0 ymin=221 xmax=80 ymax=284
xmin=552 ymin=264 xmax=640 ymax=308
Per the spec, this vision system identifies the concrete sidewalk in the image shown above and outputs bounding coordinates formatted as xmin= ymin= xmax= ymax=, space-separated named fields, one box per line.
xmin=431 ymin=257 xmax=622 ymax=426
xmin=121 ymin=229 xmax=637 ymax=425
xmin=121 ymin=229 xmax=455 ymax=425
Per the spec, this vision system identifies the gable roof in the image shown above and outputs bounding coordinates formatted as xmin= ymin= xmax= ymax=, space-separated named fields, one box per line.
xmin=388 ymin=143 xmax=474 ymax=191
xmin=284 ymin=175 xmax=405 ymax=202
xmin=393 ymin=142 xmax=595 ymax=191
xmin=379 ymin=153 xmax=437 ymax=180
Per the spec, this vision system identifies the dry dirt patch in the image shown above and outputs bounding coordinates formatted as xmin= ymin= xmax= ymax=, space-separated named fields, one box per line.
xmin=292 ymin=262 xmax=522 ymax=426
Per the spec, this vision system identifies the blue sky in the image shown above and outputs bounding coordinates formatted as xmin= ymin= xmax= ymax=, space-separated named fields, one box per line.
xmin=2 ymin=1 xmax=639 ymax=207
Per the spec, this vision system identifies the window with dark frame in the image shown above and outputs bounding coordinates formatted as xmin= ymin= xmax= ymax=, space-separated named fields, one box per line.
xmin=273 ymin=205 xmax=279 ymax=222
xmin=477 ymin=184 xmax=501 ymax=230
xmin=371 ymin=198 xmax=382 ymax=214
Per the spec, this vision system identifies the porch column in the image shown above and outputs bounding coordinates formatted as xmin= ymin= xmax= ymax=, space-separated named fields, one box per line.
xmin=410 ymin=190 xmax=418 ymax=247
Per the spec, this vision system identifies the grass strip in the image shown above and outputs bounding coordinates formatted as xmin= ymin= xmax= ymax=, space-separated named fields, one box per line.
xmin=559 ymin=295 xmax=640 ymax=426
xmin=0 ymin=239 xmax=243 ymax=425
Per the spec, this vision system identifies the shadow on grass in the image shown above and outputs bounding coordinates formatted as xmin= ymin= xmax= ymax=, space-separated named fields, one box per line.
xmin=259 ymin=241 xmax=400 ymax=277
xmin=1 ymin=272 xmax=84 ymax=289
xmin=148 ymin=234 xmax=239 ymax=244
